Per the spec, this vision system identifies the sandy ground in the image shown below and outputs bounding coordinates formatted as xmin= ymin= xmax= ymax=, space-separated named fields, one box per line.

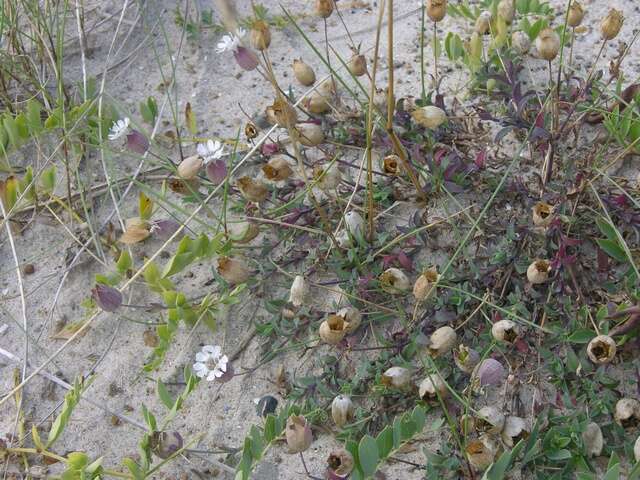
xmin=1 ymin=0 xmax=639 ymax=478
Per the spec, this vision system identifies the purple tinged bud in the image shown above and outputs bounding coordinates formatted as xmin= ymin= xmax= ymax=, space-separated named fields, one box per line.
xmin=92 ymin=284 xmax=123 ymax=312
xmin=206 ymin=159 xmax=227 ymax=184
xmin=126 ymin=130 xmax=149 ymax=154
xmin=150 ymin=219 xmax=180 ymax=237
xmin=234 ymin=46 xmax=258 ymax=71
xmin=475 ymin=358 xmax=506 ymax=386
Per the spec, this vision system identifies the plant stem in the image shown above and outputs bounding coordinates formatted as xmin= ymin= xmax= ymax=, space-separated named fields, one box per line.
xmin=433 ymin=21 xmax=438 ymax=89
xmin=420 ymin=4 xmax=427 ymax=101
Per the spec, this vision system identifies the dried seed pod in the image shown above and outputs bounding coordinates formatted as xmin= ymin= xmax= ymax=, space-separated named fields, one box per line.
xmin=475 ymin=11 xmax=492 ymax=35
xmin=418 ymin=373 xmax=448 ymax=400
xmin=454 ymin=344 xmax=480 ymax=374
xmin=315 ymin=0 xmax=334 ymax=18
xmin=313 ymin=163 xmax=342 ymax=190
xmin=413 ymin=268 xmax=440 ymax=301
xmin=319 ymin=314 xmax=349 ymax=345
xmin=120 ymin=217 xmax=150 ymax=244
xmin=289 ymin=275 xmax=309 ymax=307
xmin=227 ymin=219 xmax=259 ymax=244
xmin=567 ymin=2 xmax=584 ymax=28
xmin=381 ymin=366 xmax=411 ymax=389
xmin=379 ymin=268 xmax=411 ymax=294
xmin=331 ymin=395 xmax=355 ymax=428
xmin=270 ymin=98 xmax=298 ymax=127
xmin=348 ymin=53 xmax=367 ymax=77
xmin=150 ymin=431 xmax=183 ymax=459
xmin=491 ymin=319 xmax=520 ymax=344
xmin=262 ymin=156 xmax=293 ymax=182
xmin=429 ymin=326 xmax=457 ymax=357
xmin=412 ymin=106 xmax=446 ymax=129
xmin=600 ymin=9 xmax=623 ymax=41
xmin=536 ymin=28 xmax=560 ymax=61
xmin=501 ymin=416 xmax=529 ymax=448
xmin=582 ymin=422 xmax=603 ymax=458
xmin=532 ymin=202 xmax=554 ymax=227
xmin=327 ymin=449 xmax=354 ymax=477
xmin=475 ymin=406 xmax=505 ymax=434
xmin=382 ymin=154 xmax=401 ymax=175
xmin=337 ymin=306 xmax=361 ymax=334
xmin=466 ymin=435 xmax=496 ymax=471
xmin=586 ymin=335 xmax=616 ymax=364
xmin=250 ymin=20 xmax=271 ymax=50
xmin=614 ymin=398 xmax=640 ymax=427
xmin=293 ymin=59 xmax=316 ymax=86
xmin=497 ymin=0 xmax=515 ymax=23
xmin=245 ymin=122 xmax=258 ymax=139
xmin=177 ymin=154 xmax=203 ymax=179
xmin=511 ymin=31 xmax=531 ymax=54
xmin=295 ymin=122 xmax=325 ymax=147
xmin=237 ymin=176 xmax=269 ymax=203
xmin=527 ymin=259 xmax=551 ymax=284
xmin=306 ymin=91 xmax=332 ymax=114
xmin=217 ymin=256 xmax=251 ymax=284
xmin=472 ymin=358 xmax=506 ymax=387
xmin=285 ymin=415 xmax=312 ymax=453
xmin=426 ymin=0 xmax=447 ymax=22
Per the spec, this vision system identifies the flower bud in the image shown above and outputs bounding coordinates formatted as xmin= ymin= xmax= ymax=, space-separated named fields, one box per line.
xmin=418 ymin=373 xmax=448 ymax=400
xmin=285 ymin=415 xmax=312 ymax=453
xmin=582 ymin=422 xmax=603 ymax=458
xmin=567 ymin=2 xmax=584 ymax=28
xmin=289 ymin=275 xmax=309 ymax=307
xmin=293 ymin=59 xmax=316 ymax=86
xmin=327 ymin=449 xmax=354 ymax=477
xmin=501 ymin=416 xmax=529 ymax=448
xmin=381 ymin=366 xmax=411 ymax=389
xmin=497 ymin=0 xmax=515 ymax=23
xmin=491 ymin=319 xmax=519 ymax=343
xmin=475 ymin=406 xmax=505 ymax=434
xmin=237 ymin=176 xmax=269 ymax=203
xmin=234 ymin=46 xmax=259 ymax=71
xmin=379 ymin=268 xmax=410 ymax=294
xmin=588 ymin=334 xmax=617 ymax=365
xmin=535 ymin=28 xmax=560 ymax=61
xmin=532 ymin=202 xmax=553 ymax=227
xmin=426 ymin=0 xmax=447 ymax=22
xmin=177 ymin=155 xmax=203 ymax=179
xmin=600 ymin=9 xmax=623 ymax=41
xmin=429 ymin=326 xmax=457 ymax=357
xmin=295 ymin=122 xmax=325 ymax=147
xmin=331 ymin=395 xmax=355 ymax=427
xmin=337 ymin=306 xmax=361 ymax=334
xmin=217 ymin=256 xmax=250 ymax=284
xmin=262 ymin=156 xmax=293 ymax=182
xmin=454 ymin=344 xmax=480 ymax=374
xmin=150 ymin=431 xmax=183 ymax=459
xmin=472 ymin=358 xmax=506 ymax=387
xmin=466 ymin=435 xmax=496 ymax=471
xmin=527 ymin=259 xmax=551 ymax=284
xmin=413 ymin=268 xmax=440 ymax=301
xmin=475 ymin=11 xmax=492 ymax=35
xmin=250 ymin=20 xmax=271 ymax=50
xmin=319 ymin=314 xmax=348 ymax=345
xmin=614 ymin=398 xmax=640 ymax=427
xmin=348 ymin=53 xmax=367 ymax=77
xmin=511 ymin=31 xmax=531 ymax=54
xmin=92 ymin=284 xmax=123 ymax=312
xmin=412 ymin=105 xmax=447 ymax=129
xmin=315 ymin=0 xmax=334 ymax=18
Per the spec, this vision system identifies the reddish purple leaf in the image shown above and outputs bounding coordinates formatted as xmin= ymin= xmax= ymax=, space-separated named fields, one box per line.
xmin=234 ymin=47 xmax=258 ymax=71
xmin=92 ymin=284 xmax=123 ymax=312
xmin=126 ymin=130 xmax=149 ymax=154
xmin=206 ymin=160 xmax=227 ymax=184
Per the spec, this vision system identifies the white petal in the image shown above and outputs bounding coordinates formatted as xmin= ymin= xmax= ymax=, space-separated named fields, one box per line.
xmin=197 ymin=143 xmax=207 ymax=156
xmin=202 ymin=345 xmax=217 ymax=354
xmin=218 ymin=355 xmax=228 ymax=368
xmin=213 ymin=368 xmax=224 ymax=377
xmin=195 ymin=352 xmax=208 ymax=362
xmin=210 ymin=345 xmax=222 ymax=357
xmin=194 ymin=365 xmax=207 ymax=377
xmin=206 ymin=371 xmax=217 ymax=381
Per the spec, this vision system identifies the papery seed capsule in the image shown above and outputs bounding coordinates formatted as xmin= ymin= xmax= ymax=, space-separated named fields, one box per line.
xmin=600 ymin=8 xmax=623 ymax=41
xmin=237 ymin=176 xmax=269 ymax=203
xmin=429 ymin=326 xmax=457 ymax=357
xmin=413 ymin=268 xmax=440 ymax=301
xmin=536 ymin=28 xmax=560 ymax=61
xmin=501 ymin=416 xmax=529 ymax=448
xmin=511 ymin=31 xmax=531 ymax=54
xmin=285 ymin=415 xmax=312 ymax=453
xmin=491 ymin=319 xmax=519 ymax=343
xmin=331 ymin=395 xmax=355 ymax=428
xmin=532 ymin=202 xmax=554 ymax=227
xmin=293 ymin=59 xmax=316 ymax=86
xmin=418 ymin=373 xmax=448 ymax=400
xmin=319 ymin=314 xmax=348 ymax=345
xmin=289 ymin=275 xmax=309 ymax=307
xmin=295 ymin=122 xmax=325 ymax=147
xmin=475 ymin=406 xmax=505 ymax=434
xmin=526 ymin=259 xmax=551 ymax=284
xmin=475 ymin=11 xmax=492 ymax=35
xmin=567 ymin=2 xmax=585 ymax=28
xmin=379 ymin=268 xmax=411 ymax=294
xmin=250 ymin=20 xmax=271 ymax=50
xmin=472 ymin=358 xmax=506 ymax=387
xmin=245 ymin=122 xmax=258 ymax=139
xmin=177 ymin=155 xmax=203 ymax=179
xmin=227 ymin=219 xmax=259 ymax=244
xmin=466 ymin=435 xmax=496 ymax=471
xmin=313 ymin=163 xmax=342 ymax=190
xmin=582 ymin=422 xmax=603 ymax=458
xmin=586 ymin=334 xmax=616 ymax=364
xmin=412 ymin=106 xmax=446 ymax=129
xmin=337 ymin=306 xmax=361 ymax=334
xmin=327 ymin=449 xmax=354 ymax=477
xmin=497 ymin=0 xmax=515 ymax=23
xmin=262 ymin=156 xmax=293 ymax=182
xmin=315 ymin=0 xmax=334 ymax=18
xmin=635 ymin=435 xmax=640 ymax=462
xmin=217 ymin=256 xmax=251 ymax=284
xmin=381 ymin=366 xmax=411 ymax=389
xmin=454 ymin=344 xmax=480 ymax=374
xmin=614 ymin=398 xmax=640 ymax=427
xmin=382 ymin=154 xmax=401 ymax=175
xmin=348 ymin=53 xmax=367 ymax=77
xmin=426 ymin=0 xmax=447 ymax=22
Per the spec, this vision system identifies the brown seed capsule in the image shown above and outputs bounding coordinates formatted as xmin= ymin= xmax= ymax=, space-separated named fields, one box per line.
xmin=227 ymin=219 xmax=259 ymax=244
xmin=245 ymin=122 xmax=258 ymax=139
xmin=262 ymin=156 xmax=293 ymax=182
xmin=536 ymin=28 xmax=560 ymax=61
xmin=491 ymin=319 xmax=519 ymax=343
xmin=331 ymin=395 xmax=355 ymax=428
xmin=250 ymin=20 xmax=271 ymax=50
xmin=379 ymin=268 xmax=411 ymax=294
xmin=381 ymin=366 xmax=411 ymax=389
xmin=177 ymin=155 xmax=203 ymax=179
xmin=466 ymin=436 xmax=496 ymax=471
xmin=511 ymin=31 xmax=531 ymax=54
xmin=305 ymin=91 xmax=332 ymax=114
xmin=567 ymin=2 xmax=584 ymax=28
xmin=348 ymin=53 xmax=368 ymax=77
xmin=428 ymin=326 xmax=457 ymax=357
xmin=327 ymin=449 xmax=354 ymax=477
xmin=426 ymin=0 xmax=447 ymax=23
xmin=217 ymin=256 xmax=250 ymax=284
xmin=315 ymin=0 xmax=334 ymax=18
xmin=532 ymin=202 xmax=554 ymax=227
xmin=270 ymin=98 xmax=298 ymax=127
xmin=319 ymin=314 xmax=349 ymax=345
xmin=475 ymin=406 xmax=505 ymax=434
xmin=600 ymin=8 xmax=623 ymax=41
xmin=413 ymin=268 xmax=440 ymax=301
xmin=295 ymin=122 xmax=325 ymax=147
xmin=614 ymin=398 xmax=640 ymax=427
xmin=412 ymin=106 xmax=447 ymax=129
xmin=120 ymin=217 xmax=151 ymax=244
xmin=337 ymin=306 xmax=362 ymax=334
xmin=475 ymin=11 xmax=492 ymax=35
xmin=237 ymin=176 xmax=269 ymax=203
xmin=586 ymin=335 xmax=616 ymax=364
xmin=289 ymin=275 xmax=308 ymax=307
xmin=526 ymin=259 xmax=551 ymax=284
xmin=382 ymin=154 xmax=401 ymax=175
xmin=497 ymin=0 xmax=515 ymax=23
xmin=293 ymin=59 xmax=316 ymax=86
xmin=285 ymin=415 xmax=312 ymax=453
xmin=418 ymin=373 xmax=448 ymax=400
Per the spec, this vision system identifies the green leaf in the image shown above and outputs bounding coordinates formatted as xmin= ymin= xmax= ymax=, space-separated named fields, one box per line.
xmin=185 ymin=102 xmax=197 ymax=135
xmin=122 ymin=458 xmax=145 ymax=479
xmin=141 ymin=404 xmax=157 ymax=431
xmin=567 ymin=328 xmax=597 ymax=344
xmin=358 ymin=435 xmax=379 ymax=477
xmin=596 ymin=238 xmax=627 ymax=263
xmin=139 ymin=191 xmax=153 ymax=221
xmin=596 ymin=218 xmax=618 ymax=241
xmin=116 ymin=251 xmax=132 ymax=274
xmin=2 ymin=114 xmax=20 ymax=148
xmin=546 ymin=449 xmax=572 ymax=461
xmin=157 ymin=379 xmax=174 ymax=409
xmin=40 ymin=165 xmax=56 ymax=193
xmin=26 ymin=99 xmax=42 ymax=134
xmin=375 ymin=426 xmax=393 ymax=459
xmin=603 ymin=464 xmax=620 ymax=480
xmin=47 ymin=376 xmax=92 ymax=448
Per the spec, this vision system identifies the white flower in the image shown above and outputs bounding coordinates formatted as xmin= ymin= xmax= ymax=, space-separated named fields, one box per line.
xmin=196 ymin=139 xmax=225 ymax=164
xmin=108 ymin=117 xmax=130 ymax=140
xmin=216 ymin=28 xmax=246 ymax=54
xmin=193 ymin=345 xmax=228 ymax=381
